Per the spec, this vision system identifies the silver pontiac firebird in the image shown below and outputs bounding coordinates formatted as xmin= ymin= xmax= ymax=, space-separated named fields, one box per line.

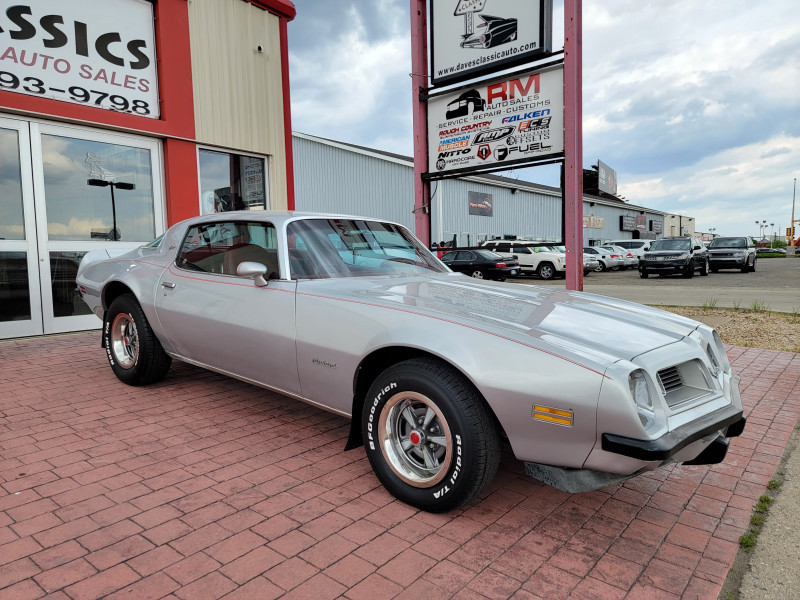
xmin=77 ymin=211 xmax=746 ymax=513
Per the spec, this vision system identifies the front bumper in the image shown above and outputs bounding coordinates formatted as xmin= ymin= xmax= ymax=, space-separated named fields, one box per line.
xmin=601 ymin=404 xmax=745 ymax=462
xmin=709 ymin=256 xmax=747 ymax=268
xmin=640 ymin=259 xmax=689 ymax=273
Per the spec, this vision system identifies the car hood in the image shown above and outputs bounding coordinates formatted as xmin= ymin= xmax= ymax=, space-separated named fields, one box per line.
xmin=304 ymin=274 xmax=700 ymax=366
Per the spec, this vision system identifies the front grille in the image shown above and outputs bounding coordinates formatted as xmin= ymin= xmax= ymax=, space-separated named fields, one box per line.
xmin=658 ymin=366 xmax=682 ymax=392
xmin=657 ymin=361 xmax=715 ymax=409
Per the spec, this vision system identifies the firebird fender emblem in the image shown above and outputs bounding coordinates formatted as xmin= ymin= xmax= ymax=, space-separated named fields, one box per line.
xmin=312 ymin=358 xmax=337 ymax=369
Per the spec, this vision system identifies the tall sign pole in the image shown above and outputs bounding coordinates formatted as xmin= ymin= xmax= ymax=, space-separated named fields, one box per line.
xmin=563 ymin=0 xmax=583 ymax=291
xmin=411 ymin=0 xmax=431 ymax=247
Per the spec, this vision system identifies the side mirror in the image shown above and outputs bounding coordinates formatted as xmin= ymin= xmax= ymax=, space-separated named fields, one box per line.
xmin=237 ymin=261 xmax=271 ymax=287
xmin=693 ymin=245 xmax=702 ymax=251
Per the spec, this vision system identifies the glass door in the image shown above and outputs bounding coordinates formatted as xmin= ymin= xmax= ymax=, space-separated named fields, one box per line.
xmin=30 ymin=122 xmax=165 ymax=334
xmin=0 ymin=118 xmax=42 ymax=339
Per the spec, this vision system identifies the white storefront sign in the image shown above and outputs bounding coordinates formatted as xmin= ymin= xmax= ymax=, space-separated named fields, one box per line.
xmin=0 ymin=0 xmax=160 ymax=118
xmin=427 ymin=64 xmax=563 ymax=175
xmin=431 ymin=0 xmax=552 ymax=86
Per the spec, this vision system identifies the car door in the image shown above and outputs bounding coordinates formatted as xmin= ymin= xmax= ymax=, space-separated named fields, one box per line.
xmin=154 ymin=219 xmax=301 ymax=395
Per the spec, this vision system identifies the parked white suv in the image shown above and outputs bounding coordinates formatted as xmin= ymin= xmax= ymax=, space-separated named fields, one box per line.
xmin=604 ymin=239 xmax=652 ymax=259
xmin=481 ymin=241 xmax=566 ymax=279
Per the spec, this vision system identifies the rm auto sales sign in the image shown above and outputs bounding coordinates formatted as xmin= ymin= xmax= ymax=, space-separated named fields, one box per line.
xmin=427 ymin=64 xmax=563 ymax=175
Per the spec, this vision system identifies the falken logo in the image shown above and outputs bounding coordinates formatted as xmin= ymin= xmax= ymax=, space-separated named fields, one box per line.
xmin=476 ymin=144 xmax=491 ymax=160
xmin=472 ymin=126 xmax=514 ymax=145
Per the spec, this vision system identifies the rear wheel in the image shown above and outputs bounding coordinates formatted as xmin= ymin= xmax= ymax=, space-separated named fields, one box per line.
xmin=750 ymin=257 xmax=757 ymax=272
xmin=596 ymin=261 xmax=606 ymax=272
xmin=362 ymin=358 xmax=500 ymax=512
xmin=105 ymin=294 xmax=171 ymax=386
xmin=700 ymin=258 xmax=709 ymax=276
xmin=470 ymin=270 xmax=484 ymax=279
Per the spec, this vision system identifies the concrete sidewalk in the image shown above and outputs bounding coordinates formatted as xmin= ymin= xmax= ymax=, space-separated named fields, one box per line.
xmin=1 ymin=333 xmax=799 ymax=599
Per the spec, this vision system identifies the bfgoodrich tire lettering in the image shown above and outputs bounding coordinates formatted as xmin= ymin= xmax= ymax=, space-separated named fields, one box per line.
xmin=362 ymin=358 xmax=500 ymax=512
xmin=104 ymin=294 xmax=171 ymax=386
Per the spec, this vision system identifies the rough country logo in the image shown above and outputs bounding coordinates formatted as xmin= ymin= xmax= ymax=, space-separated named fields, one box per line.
xmin=477 ymin=144 xmax=491 ymax=160
xmin=436 ymin=158 xmax=447 ymax=171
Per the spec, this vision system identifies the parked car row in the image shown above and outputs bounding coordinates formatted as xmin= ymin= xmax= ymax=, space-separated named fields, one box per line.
xmin=444 ymin=235 xmax=767 ymax=282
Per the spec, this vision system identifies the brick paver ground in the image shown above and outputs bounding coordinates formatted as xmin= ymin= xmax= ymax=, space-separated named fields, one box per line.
xmin=1 ymin=333 xmax=798 ymax=600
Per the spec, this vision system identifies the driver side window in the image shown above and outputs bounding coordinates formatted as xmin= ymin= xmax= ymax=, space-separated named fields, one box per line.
xmin=177 ymin=221 xmax=279 ymax=277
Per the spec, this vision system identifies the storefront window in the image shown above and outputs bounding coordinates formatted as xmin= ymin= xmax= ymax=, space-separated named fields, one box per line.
xmin=41 ymin=135 xmax=156 ymax=242
xmin=199 ymin=149 xmax=267 ymax=214
xmin=50 ymin=251 xmax=91 ymax=317
xmin=0 ymin=128 xmax=25 ymax=241
xmin=0 ymin=251 xmax=30 ymax=322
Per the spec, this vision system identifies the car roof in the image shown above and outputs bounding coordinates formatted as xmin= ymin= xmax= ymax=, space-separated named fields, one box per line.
xmin=172 ymin=210 xmax=403 ymax=229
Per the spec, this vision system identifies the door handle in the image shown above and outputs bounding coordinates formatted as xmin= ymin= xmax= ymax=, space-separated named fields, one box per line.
xmin=161 ymin=282 xmax=176 ymax=289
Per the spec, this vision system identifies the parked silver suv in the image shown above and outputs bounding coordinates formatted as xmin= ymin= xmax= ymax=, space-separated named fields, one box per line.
xmin=707 ymin=237 xmax=756 ymax=273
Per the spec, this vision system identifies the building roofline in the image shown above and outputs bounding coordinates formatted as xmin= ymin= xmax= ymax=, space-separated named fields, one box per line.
xmin=292 ymin=131 xmax=666 ymax=216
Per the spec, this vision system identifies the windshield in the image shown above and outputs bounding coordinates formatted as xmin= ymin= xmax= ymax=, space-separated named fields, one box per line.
xmin=709 ymin=237 xmax=746 ymax=249
xmin=286 ymin=218 xmax=446 ymax=279
xmin=649 ymin=239 xmax=690 ymax=251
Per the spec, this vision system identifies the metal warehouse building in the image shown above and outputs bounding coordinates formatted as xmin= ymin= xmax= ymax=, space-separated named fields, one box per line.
xmin=293 ymin=132 xmax=666 ymax=248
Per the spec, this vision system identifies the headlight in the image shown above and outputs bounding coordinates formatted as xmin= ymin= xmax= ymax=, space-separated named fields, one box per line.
xmin=712 ymin=330 xmax=731 ymax=374
xmin=674 ymin=253 xmax=689 ymax=260
xmin=705 ymin=344 xmax=720 ymax=377
xmin=629 ymin=370 xmax=655 ymax=429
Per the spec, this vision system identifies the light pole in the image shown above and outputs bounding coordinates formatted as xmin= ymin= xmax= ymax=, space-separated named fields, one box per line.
xmin=770 ymin=223 xmax=775 ymax=247
xmin=87 ymin=179 xmax=135 ymax=241
xmin=708 ymin=227 xmax=716 ymax=239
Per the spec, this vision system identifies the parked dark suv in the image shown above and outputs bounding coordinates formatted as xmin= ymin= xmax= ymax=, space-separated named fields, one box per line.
xmin=639 ymin=236 xmax=709 ymax=279
xmin=707 ymin=237 xmax=756 ymax=272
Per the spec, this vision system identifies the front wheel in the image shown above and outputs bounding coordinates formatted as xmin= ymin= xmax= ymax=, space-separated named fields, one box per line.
xmin=751 ymin=257 xmax=757 ymax=272
xmin=682 ymin=262 xmax=694 ymax=278
xmin=537 ymin=263 xmax=555 ymax=280
xmin=104 ymin=294 xmax=172 ymax=386
xmin=362 ymin=358 xmax=500 ymax=513
xmin=470 ymin=270 xmax=484 ymax=279
xmin=639 ymin=270 xmax=649 ymax=279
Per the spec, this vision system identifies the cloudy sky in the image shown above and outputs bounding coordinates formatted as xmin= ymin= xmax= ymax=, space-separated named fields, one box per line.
xmin=287 ymin=1 xmax=800 ymax=239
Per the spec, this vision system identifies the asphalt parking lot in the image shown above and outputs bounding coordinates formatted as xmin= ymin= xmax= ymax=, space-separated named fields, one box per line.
xmin=2 ymin=333 xmax=799 ymax=599
xmin=515 ymin=257 xmax=800 ymax=313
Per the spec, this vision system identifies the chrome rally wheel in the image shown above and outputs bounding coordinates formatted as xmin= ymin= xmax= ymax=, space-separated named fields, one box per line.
xmin=104 ymin=294 xmax=172 ymax=386
xmin=362 ymin=358 xmax=500 ymax=512
xmin=378 ymin=392 xmax=452 ymax=487
xmin=109 ymin=312 xmax=139 ymax=370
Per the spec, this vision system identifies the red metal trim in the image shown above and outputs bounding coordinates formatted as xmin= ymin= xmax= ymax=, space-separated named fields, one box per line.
xmin=410 ymin=0 xmax=431 ymax=247
xmin=242 ymin=0 xmax=296 ymax=20
xmin=280 ymin=18 xmax=295 ymax=210
xmin=563 ymin=0 xmax=584 ymax=291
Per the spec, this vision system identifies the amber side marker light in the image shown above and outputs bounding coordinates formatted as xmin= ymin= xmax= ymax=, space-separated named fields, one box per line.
xmin=533 ymin=405 xmax=574 ymax=426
